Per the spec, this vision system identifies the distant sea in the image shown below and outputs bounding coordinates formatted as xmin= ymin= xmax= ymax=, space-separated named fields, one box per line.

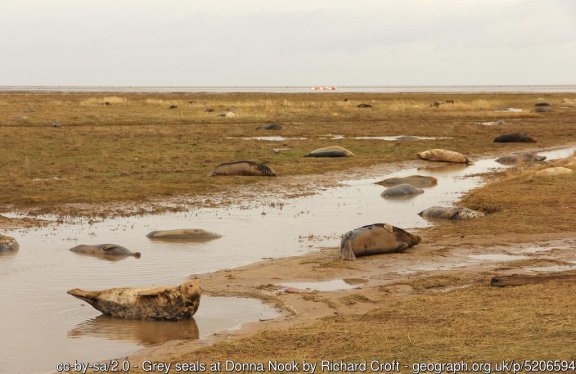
xmin=1 ymin=85 xmax=576 ymax=93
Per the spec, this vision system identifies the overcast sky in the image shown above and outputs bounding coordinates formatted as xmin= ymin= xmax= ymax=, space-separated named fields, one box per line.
xmin=0 ymin=0 xmax=575 ymax=86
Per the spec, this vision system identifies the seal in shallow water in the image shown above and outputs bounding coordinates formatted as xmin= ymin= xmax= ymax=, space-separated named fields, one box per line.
xmin=305 ymin=146 xmax=355 ymax=157
xmin=417 ymin=149 xmax=471 ymax=163
xmin=67 ymin=280 xmax=201 ymax=320
xmin=340 ymin=223 xmax=421 ymax=261
xmin=0 ymin=234 xmax=19 ymax=254
xmin=381 ymin=183 xmax=424 ymax=198
xmin=69 ymin=244 xmax=141 ymax=259
xmin=209 ymin=161 xmax=277 ymax=176
xmin=418 ymin=206 xmax=484 ymax=220
xmin=495 ymin=153 xmax=546 ymax=165
xmin=493 ymin=133 xmax=536 ymax=143
xmin=376 ymin=175 xmax=438 ymax=188
xmin=147 ymin=229 xmax=222 ymax=241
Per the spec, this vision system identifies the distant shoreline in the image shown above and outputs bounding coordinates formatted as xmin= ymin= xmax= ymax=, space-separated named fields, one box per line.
xmin=2 ymin=85 xmax=576 ymax=94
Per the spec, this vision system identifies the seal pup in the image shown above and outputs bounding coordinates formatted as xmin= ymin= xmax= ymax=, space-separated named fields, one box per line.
xmin=340 ymin=223 xmax=421 ymax=260
xmin=495 ymin=153 xmax=546 ymax=165
xmin=0 ymin=234 xmax=19 ymax=254
xmin=305 ymin=146 xmax=355 ymax=157
xmin=147 ymin=229 xmax=222 ymax=241
xmin=256 ymin=122 xmax=283 ymax=131
xmin=69 ymin=244 xmax=141 ymax=259
xmin=381 ymin=184 xmax=424 ymax=198
xmin=493 ymin=133 xmax=536 ymax=143
xmin=418 ymin=206 xmax=484 ymax=220
xmin=356 ymin=103 xmax=372 ymax=108
xmin=67 ymin=280 xmax=201 ymax=321
xmin=417 ymin=149 xmax=471 ymax=163
xmin=376 ymin=175 xmax=438 ymax=188
xmin=210 ymin=161 xmax=277 ymax=176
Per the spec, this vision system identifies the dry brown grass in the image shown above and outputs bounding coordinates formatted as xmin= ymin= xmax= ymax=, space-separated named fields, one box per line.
xmin=1 ymin=92 xmax=575 ymax=214
xmin=124 ymin=282 xmax=576 ymax=372
xmin=427 ymin=159 xmax=576 ymax=238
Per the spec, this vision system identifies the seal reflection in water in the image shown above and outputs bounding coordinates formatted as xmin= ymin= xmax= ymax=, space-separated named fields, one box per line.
xmin=210 ymin=161 xmax=276 ymax=176
xmin=0 ymin=234 xmax=19 ymax=255
xmin=68 ymin=315 xmax=199 ymax=346
xmin=341 ymin=223 xmax=421 ymax=261
xmin=67 ymin=280 xmax=201 ymax=321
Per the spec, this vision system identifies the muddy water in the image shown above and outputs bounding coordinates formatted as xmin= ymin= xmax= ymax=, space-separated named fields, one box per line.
xmin=0 ymin=147 xmax=574 ymax=373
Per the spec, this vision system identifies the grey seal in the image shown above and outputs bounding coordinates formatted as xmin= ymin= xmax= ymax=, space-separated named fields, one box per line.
xmin=256 ymin=122 xmax=283 ymax=131
xmin=381 ymin=184 xmax=424 ymax=198
xmin=417 ymin=149 xmax=471 ymax=163
xmin=0 ymin=234 xmax=19 ymax=254
xmin=210 ymin=161 xmax=277 ymax=176
xmin=376 ymin=175 xmax=438 ymax=188
xmin=305 ymin=146 xmax=354 ymax=157
xmin=341 ymin=223 xmax=421 ymax=260
xmin=418 ymin=206 xmax=484 ymax=220
xmin=495 ymin=153 xmax=546 ymax=165
xmin=67 ymin=280 xmax=201 ymax=321
xmin=147 ymin=229 xmax=222 ymax=241
xmin=69 ymin=244 xmax=141 ymax=259
xmin=493 ymin=133 xmax=536 ymax=143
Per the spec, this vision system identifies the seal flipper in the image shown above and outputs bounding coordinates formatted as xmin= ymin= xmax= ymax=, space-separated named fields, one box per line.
xmin=395 ymin=242 xmax=409 ymax=252
xmin=67 ymin=288 xmax=101 ymax=307
xmin=340 ymin=237 xmax=357 ymax=261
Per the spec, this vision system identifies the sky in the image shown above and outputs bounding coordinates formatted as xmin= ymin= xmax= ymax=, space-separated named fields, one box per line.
xmin=0 ymin=0 xmax=575 ymax=86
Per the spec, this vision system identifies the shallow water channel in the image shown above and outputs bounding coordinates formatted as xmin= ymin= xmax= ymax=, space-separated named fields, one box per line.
xmin=0 ymin=147 xmax=573 ymax=373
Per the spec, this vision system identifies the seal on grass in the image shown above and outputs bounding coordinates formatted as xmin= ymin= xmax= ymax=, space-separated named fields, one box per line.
xmin=305 ymin=146 xmax=355 ymax=157
xmin=340 ymin=223 xmax=421 ymax=260
xmin=147 ymin=229 xmax=222 ymax=241
xmin=418 ymin=206 xmax=484 ymax=220
xmin=209 ymin=161 xmax=277 ymax=176
xmin=256 ymin=122 xmax=283 ymax=131
xmin=493 ymin=133 xmax=536 ymax=143
xmin=69 ymin=244 xmax=141 ymax=259
xmin=376 ymin=175 xmax=438 ymax=188
xmin=67 ymin=280 xmax=201 ymax=321
xmin=417 ymin=149 xmax=471 ymax=163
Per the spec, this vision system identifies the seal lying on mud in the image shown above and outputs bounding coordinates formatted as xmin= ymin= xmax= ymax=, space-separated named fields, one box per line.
xmin=147 ymin=229 xmax=222 ymax=241
xmin=210 ymin=161 xmax=277 ymax=176
xmin=0 ymin=234 xmax=19 ymax=254
xmin=376 ymin=175 xmax=438 ymax=188
xmin=495 ymin=153 xmax=546 ymax=165
xmin=305 ymin=146 xmax=355 ymax=157
xmin=340 ymin=223 xmax=421 ymax=261
xmin=493 ymin=133 xmax=536 ymax=143
xmin=256 ymin=122 xmax=283 ymax=131
xmin=67 ymin=280 xmax=201 ymax=321
xmin=381 ymin=184 xmax=424 ymax=198
xmin=418 ymin=206 xmax=484 ymax=220
xmin=69 ymin=244 xmax=141 ymax=259
xmin=417 ymin=149 xmax=471 ymax=163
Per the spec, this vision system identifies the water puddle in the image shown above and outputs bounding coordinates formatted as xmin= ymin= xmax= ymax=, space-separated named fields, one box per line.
xmin=229 ymin=136 xmax=306 ymax=141
xmin=321 ymin=134 xmax=448 ymax=141
xmin=525 ymin=263 xmax=576 ymax=273
xmin=1 ymin=146 xmax=574 ymax=373
xmin=279 ymin=279 xmax=360 ymax=292
xmin=469 ymin=254 xmax=529 ymax=262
